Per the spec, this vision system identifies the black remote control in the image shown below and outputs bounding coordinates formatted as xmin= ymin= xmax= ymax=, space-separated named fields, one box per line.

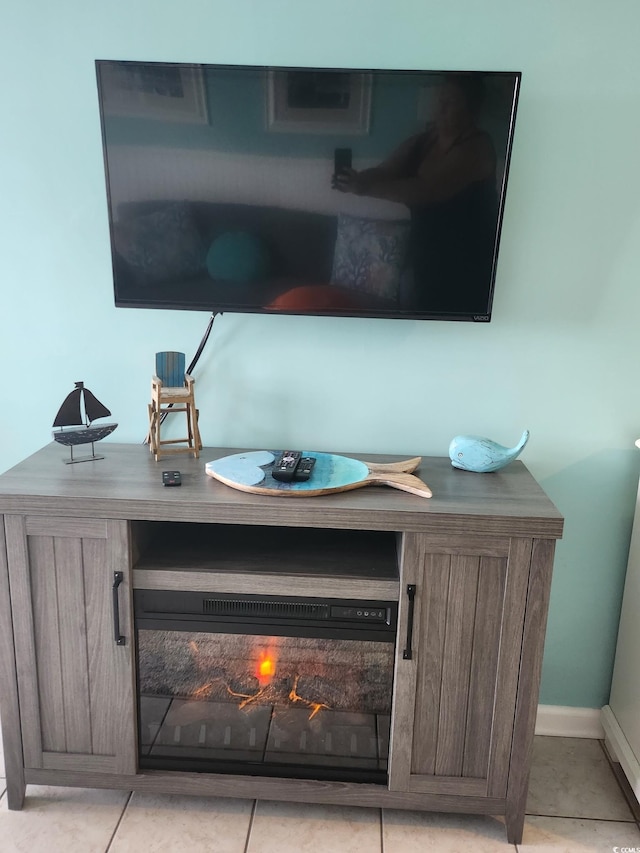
xmin=162 ymin=470 xmax=182 ymax=486
xmin=294 ymin=456 xmax=316 ymax=482
xmin=272 ymin=451 xmax=302 ymax=482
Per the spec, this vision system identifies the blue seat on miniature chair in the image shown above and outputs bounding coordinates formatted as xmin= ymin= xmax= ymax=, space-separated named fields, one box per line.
xmin=148 ymin=352 xmax=202 ymax=460
xmin=156 ymin=351 xmax=187 ymax=389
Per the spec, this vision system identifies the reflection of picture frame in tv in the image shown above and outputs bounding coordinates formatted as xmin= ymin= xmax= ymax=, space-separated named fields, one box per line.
xmin=266 ymin=69 xmax=372 ymax=134
xmin=98 ymin=60 xmax=208 ymax=124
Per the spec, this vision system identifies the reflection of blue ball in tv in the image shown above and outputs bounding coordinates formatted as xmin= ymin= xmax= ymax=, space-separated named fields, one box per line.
xmin=206 ymin=231 xmax=270 ymax=282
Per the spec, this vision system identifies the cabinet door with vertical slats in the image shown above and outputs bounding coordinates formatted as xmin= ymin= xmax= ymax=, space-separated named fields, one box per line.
xmin=389 ymin=533 xmax=531 ymax=798
xmin=5 ymin=515 xmax=136 ymax=775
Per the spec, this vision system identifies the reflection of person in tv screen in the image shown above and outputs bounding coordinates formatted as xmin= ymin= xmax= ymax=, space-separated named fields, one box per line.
xmin=333 ymin=74 xmax=498 ymax=314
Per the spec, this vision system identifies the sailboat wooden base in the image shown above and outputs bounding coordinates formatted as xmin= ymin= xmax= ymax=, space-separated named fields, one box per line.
xmin=64 ymin=443 xmax=105 ymax=465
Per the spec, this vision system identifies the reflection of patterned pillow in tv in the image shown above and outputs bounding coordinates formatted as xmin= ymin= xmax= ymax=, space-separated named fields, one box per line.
xmin=330 ymin=214 xmax=410 ymax=301
xmin=114 ymin=203 xmax=206 ymax=283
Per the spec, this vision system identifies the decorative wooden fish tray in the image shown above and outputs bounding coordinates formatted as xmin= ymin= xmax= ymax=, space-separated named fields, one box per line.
xmin=205 ymin=451 xmax=432 ymax=498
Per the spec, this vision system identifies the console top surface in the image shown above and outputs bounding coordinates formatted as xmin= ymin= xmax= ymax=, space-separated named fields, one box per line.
xmin=0 ymin=442 xmax=563 ymax=539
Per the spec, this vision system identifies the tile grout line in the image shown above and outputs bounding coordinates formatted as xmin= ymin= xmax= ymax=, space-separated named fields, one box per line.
xmin=525 ymin=811 xmax=638 ymax=824
xmin=104 ymin=790 xmax=133 ymax=853
xmin=599 ymin=737 xmax=640 ymax=822
xmin=243 ymin=799 xmax=258 ymax=853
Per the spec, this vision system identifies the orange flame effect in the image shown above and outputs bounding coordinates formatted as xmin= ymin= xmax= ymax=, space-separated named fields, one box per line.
xmin=187 ymin=641 xmax=329 ymax=719
xmin=289 ymin=674 xmax=330 ymax=719
xmin=256 ymin=649 xmax=277 ymax=686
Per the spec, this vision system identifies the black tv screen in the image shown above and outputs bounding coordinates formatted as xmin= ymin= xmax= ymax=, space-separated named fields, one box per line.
xmin=96 ymin=61 xmax=521 ymax=321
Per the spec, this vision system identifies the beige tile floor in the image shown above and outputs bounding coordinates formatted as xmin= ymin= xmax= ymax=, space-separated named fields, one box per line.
xmin=1 ymin=735 xmax=639 ymax=852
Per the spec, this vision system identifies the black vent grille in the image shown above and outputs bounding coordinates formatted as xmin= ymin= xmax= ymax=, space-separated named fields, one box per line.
xmin=202 ymin=599 xmax=330 ymax=620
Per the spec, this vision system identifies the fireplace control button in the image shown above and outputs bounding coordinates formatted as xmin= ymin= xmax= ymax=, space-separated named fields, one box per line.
xmin=330 ymin=605 xmax=388 ymax=622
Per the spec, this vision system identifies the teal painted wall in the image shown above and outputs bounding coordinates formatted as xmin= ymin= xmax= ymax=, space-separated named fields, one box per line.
xmin=2 ymin=0 xmax=640 ymax=709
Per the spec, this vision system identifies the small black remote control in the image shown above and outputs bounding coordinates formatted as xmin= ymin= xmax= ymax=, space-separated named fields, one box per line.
xmin=272 ymin=451 xmax=302 ymax=482
xmin=294 ymin=456 xmax=316 ymax=482
xmin=162 ymin=470 xmax=182 ymax=486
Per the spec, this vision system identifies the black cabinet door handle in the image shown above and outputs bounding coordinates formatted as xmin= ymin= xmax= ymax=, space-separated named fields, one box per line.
xmin=403 ymin=583 xmax=416 ymax=660
xmin=112 ymin=571 xmax=126 ymax=646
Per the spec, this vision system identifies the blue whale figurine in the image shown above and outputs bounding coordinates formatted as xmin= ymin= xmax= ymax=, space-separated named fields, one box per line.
xmin=449 ymin=430 xmax=530 ymax=473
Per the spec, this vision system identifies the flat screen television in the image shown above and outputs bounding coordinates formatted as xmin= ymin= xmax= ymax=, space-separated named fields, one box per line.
xmin=96 ymin=60 xmax=521 ymax=321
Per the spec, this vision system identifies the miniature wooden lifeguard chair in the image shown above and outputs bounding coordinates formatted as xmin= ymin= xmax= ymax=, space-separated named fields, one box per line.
xmin=147 ymin=352 xmax=202 ymax=460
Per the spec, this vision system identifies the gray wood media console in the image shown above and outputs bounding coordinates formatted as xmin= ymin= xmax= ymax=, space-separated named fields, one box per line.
xmin=0 ymin=443 xmax=563 ymax=844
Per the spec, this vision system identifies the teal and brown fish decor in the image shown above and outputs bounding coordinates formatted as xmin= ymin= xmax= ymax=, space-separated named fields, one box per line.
xmin=449 ymin=430 xmax=530 ymax=473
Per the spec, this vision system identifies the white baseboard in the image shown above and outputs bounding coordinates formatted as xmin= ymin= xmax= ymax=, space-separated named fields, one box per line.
xmin=601 ymin=704 xmax=640 ymax=801
xmin=534 ymin=704 xmax=605 ymax=739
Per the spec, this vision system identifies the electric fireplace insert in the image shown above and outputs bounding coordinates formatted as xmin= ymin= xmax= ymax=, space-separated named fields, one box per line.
xmin=135 ymin=589 xmax=397 ymax=784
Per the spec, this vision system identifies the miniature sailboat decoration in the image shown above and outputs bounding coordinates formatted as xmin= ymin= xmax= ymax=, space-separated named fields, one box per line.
xmin=52 ymin=381 xmax=117 ymax=463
